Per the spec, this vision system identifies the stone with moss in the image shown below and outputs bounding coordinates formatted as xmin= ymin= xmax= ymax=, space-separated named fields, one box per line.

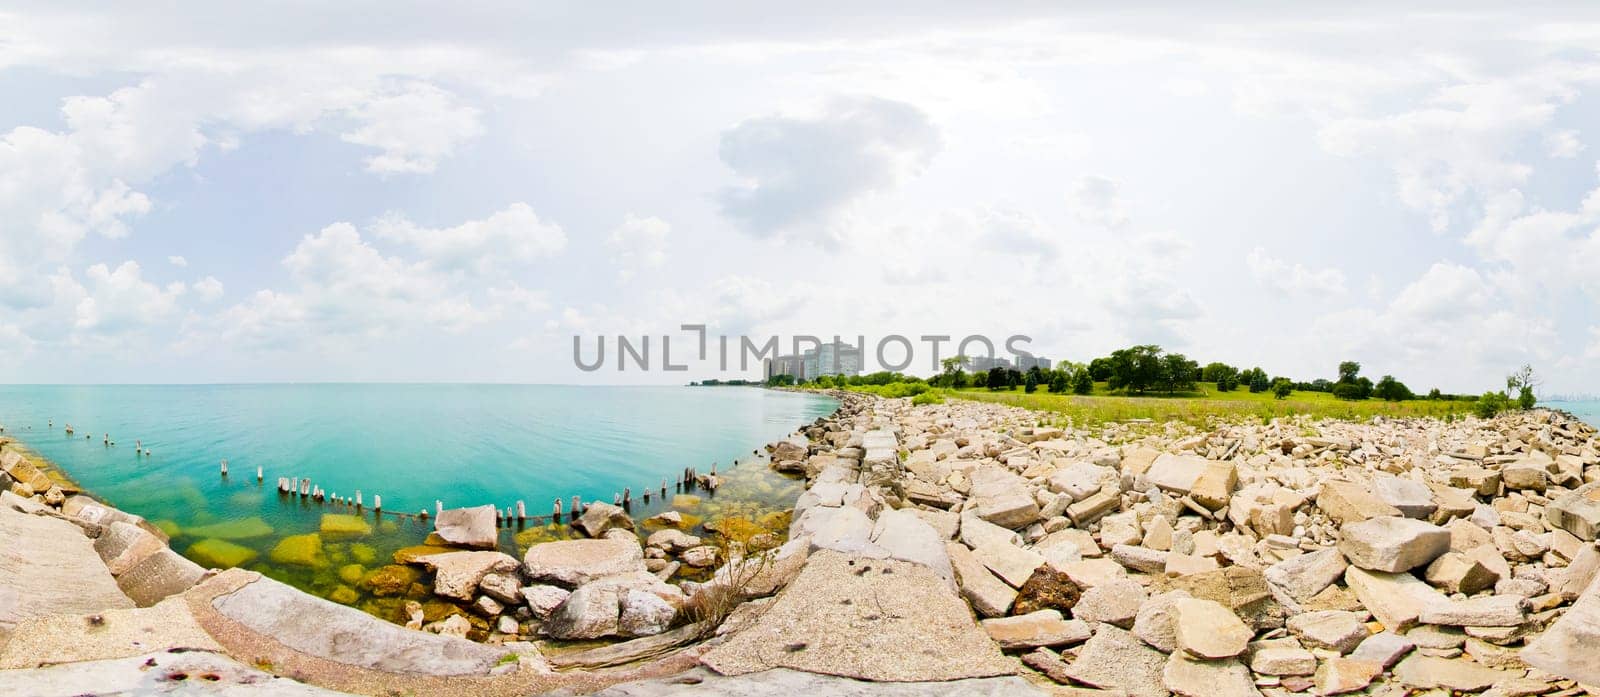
xmin=338 ymin=563 xmax=366 ymax=585
xmin=186 ymin=516 xmax=275 ymax=540
xmin=673 ymin=494 xmax=702 ymax=509
xmin=269 ymin=533 xmax=325 ymax=567
xmin=186 ymin=538 xmax=260 ymax=568
xmin=328 ymin=584 xmax=360 ymax=604
xmin=349 ymin=542 xmax=378 ymax=565
xmin=360 ymin=564 xmax=423 ymax=597
xmin=153 ymin=519 xmax=183 ymax=538
xmin=392 ymin=544 xmax=456 ymax=564
xmin=320 ymin=513 xmax=372 ymax=536
xmin=706 ymin=516 xmax=766 ymax=543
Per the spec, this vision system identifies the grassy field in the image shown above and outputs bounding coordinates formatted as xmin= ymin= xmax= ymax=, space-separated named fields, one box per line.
xmin=848 ymin=382 xmax=1479 ymax=427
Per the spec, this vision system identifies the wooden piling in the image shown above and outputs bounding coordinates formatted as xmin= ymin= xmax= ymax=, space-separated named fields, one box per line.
xmin=516 ymin=500 xmax=526 ymax=521
xmin=256 ymin=465 xmax=263 ymax=482
xmin=355 ymin=490 xmax=363 ymax=510
xmin=373 ymin=494 xmax=382 ymax=512
xmin=435 ymin=500 xmax=443 ymax=520
xmin=553 ymin=498 xmax=563 ymax=521
xmin=571 ymin=495 xmax=581 ymax=517
xmin=220 ymin=459 xmax=228 ymax=476
xmin=623 ymin=487 xmax=631 ymax=506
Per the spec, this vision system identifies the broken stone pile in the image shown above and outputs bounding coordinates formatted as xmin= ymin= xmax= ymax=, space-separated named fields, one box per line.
xmin=772 ymin=394 xmax=1600 ymax=696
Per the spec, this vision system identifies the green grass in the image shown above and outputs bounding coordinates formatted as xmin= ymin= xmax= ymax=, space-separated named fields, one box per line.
xmin=944 ymin=382 xmax=1476 ymax=427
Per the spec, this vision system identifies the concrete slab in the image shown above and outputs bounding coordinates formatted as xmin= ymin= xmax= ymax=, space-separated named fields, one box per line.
xmin=0 ymin=596 xmax=221 ymax=669
xmin=591 ymin=667 xmax=1047 ymax=696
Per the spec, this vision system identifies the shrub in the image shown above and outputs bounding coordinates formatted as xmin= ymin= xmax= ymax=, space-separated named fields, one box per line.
xmin=1271 ymin=378 xmax=1293 ymax=399
xmin=1024 ymin=371 xmax=1038 ymax=393
xmin=1474 ymin=391 xmax=1512 ymax=419
xmin=1332 ymin=383 xmax=1364 ymax=401
xmin=911 ymin=391 xmax=943 ymax=405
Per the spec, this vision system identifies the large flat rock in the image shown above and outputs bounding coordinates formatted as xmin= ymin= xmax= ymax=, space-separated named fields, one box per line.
xmin=0 ymin=500 xmax=133 ymax=638
xmin=210 ymin=572 xmax=510 ymax=676
xmin=1523 ymin=573 xmax=1600 ymax=684
xmin=593 ymin=667 xmax=1046 ymax=696
xmin=0 ymin=595 xmax=221 ymax=669
xmin=0 ymin=649 xmax=346 ymax=696
xmin=701 ymin=550 xmax=1016 ymax=682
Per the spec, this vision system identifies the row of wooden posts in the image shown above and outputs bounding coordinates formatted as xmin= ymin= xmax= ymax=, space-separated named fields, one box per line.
xmin=246 ymin=458 xmax=727 ymax=528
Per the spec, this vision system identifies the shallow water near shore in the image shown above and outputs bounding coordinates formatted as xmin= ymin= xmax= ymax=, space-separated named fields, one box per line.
xmin=0 ymin=384 xmax=836 ymax=620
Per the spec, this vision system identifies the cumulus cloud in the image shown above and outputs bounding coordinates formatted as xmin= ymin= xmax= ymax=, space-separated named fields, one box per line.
xmin=1245 ymin=247 xmax=1347 ymax=297
xmin=606 ymin=215 xmax=670 ymax=280
xmin=339 ymin=81 xmax=485 ymax=175
xmin=168 ymin=255 xmax=188 ymax=267
xmin=193 ymin=276 xmax=224 ymax=301
xmin=716 ymin=96 xmax=940 ymax=245
xmin=371 ymin=203 xmax=566 ymax=275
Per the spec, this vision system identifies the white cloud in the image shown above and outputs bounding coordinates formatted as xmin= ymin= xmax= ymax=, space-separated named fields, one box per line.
xmin=1546 ymin=129 xmax=1584 ymax=159
xmin=606 ymin=215 xmax=670 ymax=280
xmin=717 ymin=96 xmax=940 ymax=245
xmin=193 ymin=276 xmax=224 ymax=301
xmin=371 ymin=203 xmax=566 ymax=275
xmin=168 ymin=255 xmax=188 ymax=267
xmin=339 ymin=81 xmax=485 ymax=175
xmin=1068 ymin=176 xmax=1128 ymax=229
xmin=1246 ymin=247 xmax=1347 ymax=297
xmin=69 ymin=261 xmax=186 ymax=338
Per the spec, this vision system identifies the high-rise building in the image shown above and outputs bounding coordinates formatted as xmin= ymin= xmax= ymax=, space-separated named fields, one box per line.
xmin=812 ymin=340 xmax=862 ymax=377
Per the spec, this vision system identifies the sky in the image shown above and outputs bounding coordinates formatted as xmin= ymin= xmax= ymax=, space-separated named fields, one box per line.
xmin=3 ymin=2 xmax=1600 ymax=392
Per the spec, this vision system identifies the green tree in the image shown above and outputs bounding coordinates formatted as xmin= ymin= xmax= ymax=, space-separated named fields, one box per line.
xmin=1242 ymin=367 xmax=1269 ymax=393
xmin=986 ymin=367 xmax=1008 ymax=390
xmin=1072 ymin=369 xmax=1094 ymax=395
xmin=1338 ymin=361 xmax=1362 ymax=384
xmin=1048 ymin=371 xmax=1069 ymax=393
xmin=1373 ymin=375 xmax=1413 ymax=401
xmin=1271 ymin=377 xmax=1293 ymax=399
xmin=1203 ymin=362 xmax=1239 ymax=391
xmin=1024 ymin=370 xmax=1039 ymax=393
xmin=1161 ymin=353 xmax=1197 ymax=393
xmin=1506 ymin=365 xmax=1539 ymax=410
xmin=1106 ymin=345 xmax=1165 ymax=394
xmin=1087 ymin=357 xmax=1114 ymax=381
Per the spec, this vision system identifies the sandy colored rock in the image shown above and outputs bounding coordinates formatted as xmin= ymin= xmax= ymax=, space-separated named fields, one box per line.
xmin=980 ymin=609 xmax=1091 ymax=649
xmin=1314 ymin=657 xmax=1382 ymax=695
xmin=1064 ymin=623 xmax=1170 ymax=697
xmin=1172 ymin=597 xmax=1252 ymax=659
xmin=523 ymin=538 xmax=647 ymax=587
xmin=1338 ymin=516 xmax=1450 ymax=572
xmin=1287 ymin=610 xmax=1368 ymax=653
xmin=433 ymin=504 xmax=499 ymax=548
xmin=1392 ymin=652 xmax=1516 ymax=692
xmin=701 ymin=550 xmax=1016 ymax=682
xmin=1163 ymin=652 xmax=1261 ymax=697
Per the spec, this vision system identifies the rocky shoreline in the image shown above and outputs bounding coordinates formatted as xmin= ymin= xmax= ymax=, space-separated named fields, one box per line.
xmin=4 ymin=393 xmax=1600 ymax=695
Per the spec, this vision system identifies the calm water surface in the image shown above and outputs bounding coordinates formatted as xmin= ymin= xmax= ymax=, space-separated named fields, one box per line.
xmin=0 ymin=384 xmax=836 ymax=617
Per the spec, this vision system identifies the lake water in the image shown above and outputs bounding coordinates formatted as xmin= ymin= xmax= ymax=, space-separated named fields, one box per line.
xmin=0 ymin=384 xmax=836 ymax=619
xmin=1547 ymin=399 xmax=1600 ymax=428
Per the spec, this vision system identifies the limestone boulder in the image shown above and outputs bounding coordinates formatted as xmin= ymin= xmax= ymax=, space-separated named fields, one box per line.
xmin=574 ymin=501 xmax=635 ymax=539
xmin=523 ymin=538 xmax=647 ymax=587
xmin=433 ymin=504 xmax=498 ymax=549
xmin=417 ymin=551 xmax=520 ymax=601
xmin=1338 ymin=517 xmax=1449 ymax=572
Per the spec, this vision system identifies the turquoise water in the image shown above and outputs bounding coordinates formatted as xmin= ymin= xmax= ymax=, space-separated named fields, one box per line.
xmin=1547 ymin=399 xmax=1600 ymax=427
xmin=0 ymin=384 xmax=836 ymax=617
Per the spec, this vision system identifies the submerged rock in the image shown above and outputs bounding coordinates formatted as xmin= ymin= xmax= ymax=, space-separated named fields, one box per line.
xmin=319 ymin=513 xmax=372 ymax=536
xmin=269 ymin=533 xmax=325 ymax=567
xmin=185 ymin=538 xmax=259 ymax=569
xmin=184 ymin=516 xmax=274 ymax=540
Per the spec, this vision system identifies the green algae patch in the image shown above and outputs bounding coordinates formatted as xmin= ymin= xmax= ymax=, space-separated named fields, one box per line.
xmin=672 ymin=494 xmax=702 ymax=509
xmin=269 ymin=533 xmax=325 ymax=567
xmin=153 ymin=519 xmax=183 ymax=538
xmin=319 ymin=513 xmax=372 ymax=536
xmin=349 ymin=542 xmax=378 ymax=565
xmin=704 ymin=516 xmax=766 ymax=543
xmin=186 ymin=538 xmax=260 ymax=568
xmin=186 ymin=516 xmax=274 ymax=540
xmin=338 ymin=563 xmax=367 ymax=585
